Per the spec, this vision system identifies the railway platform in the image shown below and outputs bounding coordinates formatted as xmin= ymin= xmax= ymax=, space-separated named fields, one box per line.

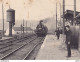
xmin=36 ymin=35 xmax=80 ymax=60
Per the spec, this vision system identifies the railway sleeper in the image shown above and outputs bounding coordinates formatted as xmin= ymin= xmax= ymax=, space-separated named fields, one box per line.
xmin=0 ymin=48 xmax=12 ymax=54
xmin=0 ymin=45 xmax=12 ymax=50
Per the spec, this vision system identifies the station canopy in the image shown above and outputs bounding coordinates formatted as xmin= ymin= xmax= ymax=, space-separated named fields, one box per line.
xmin=63 ymin=10 xmax=80 ymax=20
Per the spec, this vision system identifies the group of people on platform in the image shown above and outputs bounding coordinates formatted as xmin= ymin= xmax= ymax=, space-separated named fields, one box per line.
xmin=55 ymin=25 xmax=71 ymax=57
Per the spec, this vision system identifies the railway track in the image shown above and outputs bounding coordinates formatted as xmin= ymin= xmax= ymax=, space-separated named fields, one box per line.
xmin=0 ymin=34 xmax=36 ymax=44
xmin=23 ymin=38 xmax=44 ymax=60
xmin=0 ymin=37 xmax=44 ymax=60
xmin=0 ymin=34 xmax=37 ymax=58
xmin=0 ymin=34 xmax=36 ymax=50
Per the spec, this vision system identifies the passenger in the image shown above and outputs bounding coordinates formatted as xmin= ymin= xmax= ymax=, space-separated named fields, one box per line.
xmin=65 ymin=25 xmax=72 ymax=57
xmin=55 ymin=28 xmax=60 ymax=40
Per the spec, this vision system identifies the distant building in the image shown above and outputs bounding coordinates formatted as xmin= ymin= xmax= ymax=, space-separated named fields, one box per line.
xmin=13 ymin=27 xmax=33 ymax=33
xmin=5 ymin=27 xmax=33 ymax=36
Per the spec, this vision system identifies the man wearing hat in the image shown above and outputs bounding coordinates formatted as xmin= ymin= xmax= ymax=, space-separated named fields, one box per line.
xmin=65 ymin=25 xmax=72 ymax=57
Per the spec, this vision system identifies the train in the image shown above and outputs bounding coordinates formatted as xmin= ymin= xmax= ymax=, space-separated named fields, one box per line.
xmin=35 ymin=20 xmax=48 ymax=37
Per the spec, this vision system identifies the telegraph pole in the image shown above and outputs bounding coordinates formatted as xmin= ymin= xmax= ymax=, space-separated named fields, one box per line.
xmin=21 ymin=24 xmax=22 ymax=38
xmin=23 ymin=19 xmax=24 ymax=36
xmin=56 ymin=3 xmax=57 ymax=30
xmin=30 ymin=23 xmax=31 ymax=33
xmin=63 ymin=0 xmax=65 ymax=35
xmin=74 ymin=0 xmax=76 ymax=25
xmin=60 ymin=3 xmax=61 ymax=27
xmin=31 ymin=24 xmax=33 ymax=33
xmin=2 ymin=3 xmax=4 ymax=36
xmin=26 ymin=21 xmax=27 ymax=33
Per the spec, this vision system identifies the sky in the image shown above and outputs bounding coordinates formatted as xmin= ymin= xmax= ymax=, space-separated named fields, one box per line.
xmin=0 ymin=0 xmax=80 ymax=21
xmin=0 ymin=0 xmax=56 ymax=20
xmin=0 ymin=0 xmax=80 ymax=30
xmin=0 ymin=0 xmax=57 ymax=30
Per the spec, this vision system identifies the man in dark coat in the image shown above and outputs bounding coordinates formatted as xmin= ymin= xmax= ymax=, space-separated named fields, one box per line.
xmin=55 ymin=28 xmax=60 ymax=40
xmin=65 ymin=25 xmax=72 ymax=57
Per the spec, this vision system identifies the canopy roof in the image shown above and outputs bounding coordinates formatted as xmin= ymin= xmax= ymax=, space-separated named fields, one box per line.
xmin=63 ymin=10 xmax=80 ymax=20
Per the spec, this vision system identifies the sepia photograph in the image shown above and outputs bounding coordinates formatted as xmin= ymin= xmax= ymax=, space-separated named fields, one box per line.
xmin=0 ymin=0 xmax=80 ymax=60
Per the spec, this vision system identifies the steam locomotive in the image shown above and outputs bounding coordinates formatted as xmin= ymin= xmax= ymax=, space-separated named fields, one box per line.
xmin=35 ymin=20 xmax=48 ymax=37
